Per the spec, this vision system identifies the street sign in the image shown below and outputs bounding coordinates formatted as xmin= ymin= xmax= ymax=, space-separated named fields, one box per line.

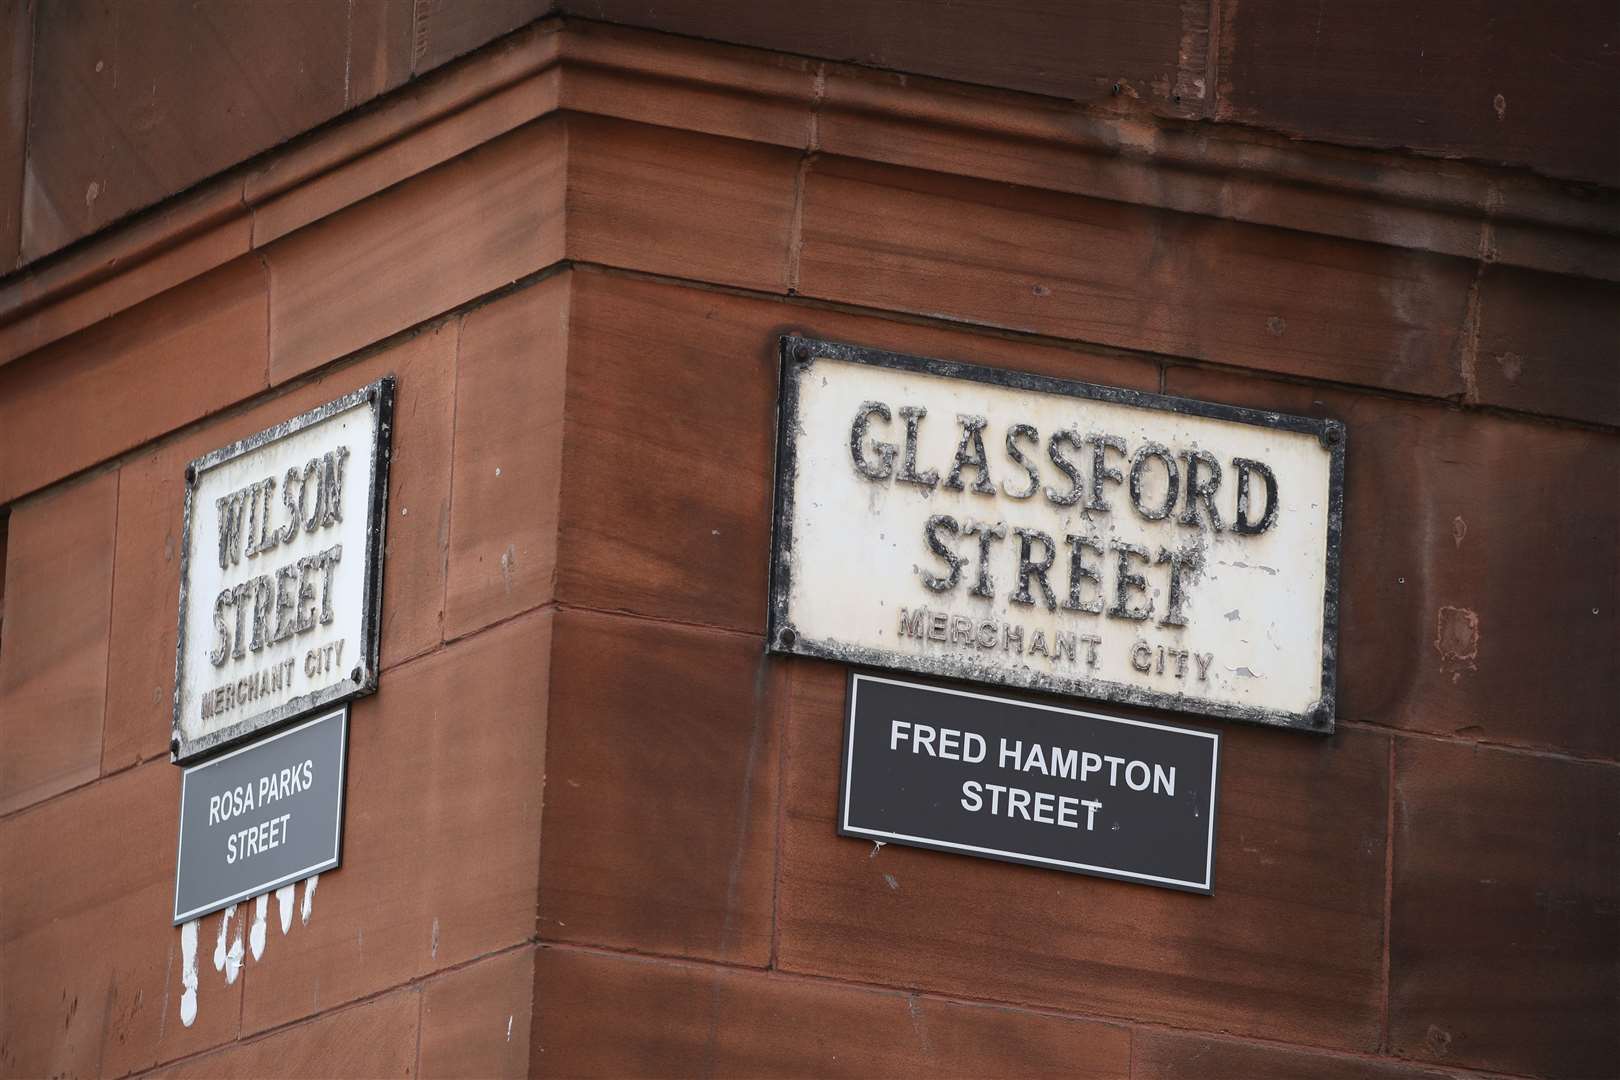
xmin=173 ymin=706 xmax=348 ymax=924
xmin=840 ymin=674 xmax=1220 ymax=893
xmin=768 ymin=337 xmax=1344 ymax=732
xmin=173 ymin=378 xmax=392 ymax=762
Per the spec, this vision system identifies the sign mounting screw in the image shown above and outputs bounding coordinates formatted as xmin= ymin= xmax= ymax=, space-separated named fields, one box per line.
xmin=778 ymin=626 xmax=797 ymax=648
xmin=793 ymin=343 xmax=812 ymax=363
xmin=350 ymin=667 xmax=363 ymax=684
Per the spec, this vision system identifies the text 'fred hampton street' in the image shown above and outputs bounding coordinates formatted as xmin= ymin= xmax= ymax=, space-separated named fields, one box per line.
xmin=888 ymin=717 xmax=1178 ymax=832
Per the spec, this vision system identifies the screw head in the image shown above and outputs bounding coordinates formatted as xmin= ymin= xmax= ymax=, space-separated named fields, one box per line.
xmin=1325 ymin=425 xmax=1344 ymax=445
xmin=170 ymin=736 xmax=181 ymax=757
xmin=184 ymin=463 xmax=197 ymax=486
xmin=778 ymin=626 xmax=797 ymax=648
xmin=793 ymin=343 xmax=811 ymax=363
xmin=350 ymin=666 xmax=364 ymax=684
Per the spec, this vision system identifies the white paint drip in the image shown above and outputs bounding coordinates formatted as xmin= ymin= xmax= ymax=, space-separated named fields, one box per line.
xmin=178 ymin=876 xmax=325 ymax=1031
xmin=225 ymin=912 xmax=245 ymax=984
xmin=506 ymin=1015 xmax=514 ymax=1042
xmin=301 ymin=874 xmax=319 ymax=925
xmin=277 ymin=885 xmax=296 ymax=934
xmin=250 ymin=894 xmax=269 ymax=961
xmin=431 ymin=917 xmax=440 ymax=960
xmin=213 ymin=904 xmax=236 ymax=972
xmin=179 ymin=921 xmax=200 ymax=1027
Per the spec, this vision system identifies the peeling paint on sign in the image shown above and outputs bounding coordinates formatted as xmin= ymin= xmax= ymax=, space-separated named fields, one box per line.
xmin=767 ymin=337 xmax=1345 ymax=732
xmin=172 ymin=379 xmax=393 ymax=762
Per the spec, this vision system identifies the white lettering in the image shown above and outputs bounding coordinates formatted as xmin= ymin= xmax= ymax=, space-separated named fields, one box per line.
xmin=1104 ymin=754 xmax=1125 ymax=785
xmin=1084 ymin=799 xmax=1102 ymax=830
xmin=999 ymin=738 xmax=1022 ymax=770
xmin=914 ymin=724 xmax=937 ymax=756
xmin=1057 ymin=795 xmax=1079 ymax=828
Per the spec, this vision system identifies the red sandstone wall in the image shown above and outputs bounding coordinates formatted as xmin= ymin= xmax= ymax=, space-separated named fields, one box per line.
xmin=0 ymin=17 xmax=1616 ymax=1080
xmin=4 ymin=2 xmax=1617 ymax=273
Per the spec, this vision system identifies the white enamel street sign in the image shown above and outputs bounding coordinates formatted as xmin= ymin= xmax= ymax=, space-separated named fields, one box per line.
xmin=172 ymin=379 xmax=393 ymax=762
xmin=767 ymin=339 xmax=1344 ymax=732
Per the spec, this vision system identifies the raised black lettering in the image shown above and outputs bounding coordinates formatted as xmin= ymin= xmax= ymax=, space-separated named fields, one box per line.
xmin=1044 ymin=430 xmax=1084 ymax=506
xmin=301 ymin=459 xmax=323 ymax=533
xmin=216 ymin=490 xmax=249 ymax=570
xmin=849 ymin=401 xmax=897 ymax=481
xmin=1086 ymin=433 xmax=1126 ymax=512
xmin=320 ymin=446 xmax=349 ymax=527
xmin=1002 ymin=423 xmax=1040 ymax=499
xmin=244 ymin=480 xmax=264 ymax=559
xmin=1010 ymin=528 xmax=1058 ymax=611
xmin=944 ymin=415 xmax=995 ymax=495
xmin=920 ymin=515 xmax=964 ymax=592
xmin=281 ymin=467 xmax=303 ymax=544
xmin=273 ymin=565 xmax=300 ymax=643
xmin=317 ymin=544 xmax=342 ymax=625
xmin=1129 ymin=442 xmax=1179 ymax=521
xmin=1157 ymin=546 xmax=1197 ymax=627
xmin=1108 ymin=541 xmax=1154 ymax=621
xmin=294 ymin=556 xmax=319 ymax=633
xmin=1178 ymin=449 xmax=1224 ymax=531
xmin=256 ymin=476 xmax=279 ymax=555
xmin=210 ymin=590 xmax=232 ymax=667
xmin=249 ymin=575 xmax=274 ymax=652
xmin=1232 ymin=457 xmax=1279 ymax=535
xmin=964 ymin=521 xmax=1007 ymax=599
xmin=896 ymin=406 xmax=939 ymax=489
xmin=230 ymin=582 xmax=252 ymax=660
xmin=1062 ymin=533 xmax=1105 ymax=614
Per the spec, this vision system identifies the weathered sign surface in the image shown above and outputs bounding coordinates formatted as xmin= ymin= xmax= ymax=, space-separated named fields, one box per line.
xmin=173 ymin=379 xmax=393 ymax=762
xmin=174 ymin=706 xmax=348 ymax=923
xmin=840 ymin=674 xmax=1219 ymax=892
xmin=768 ymin=338 xmax=1344 ymax=731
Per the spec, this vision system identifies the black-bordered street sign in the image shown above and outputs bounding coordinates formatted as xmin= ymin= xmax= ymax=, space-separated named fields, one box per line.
xmin=767 ymin=337 xmax=1344 ymax=733
xmin=172 ymin=378 xmax=392 ymax=763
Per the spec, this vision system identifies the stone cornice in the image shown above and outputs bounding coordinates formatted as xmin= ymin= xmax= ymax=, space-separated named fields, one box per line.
xmin=0 ymin=16 xmax=1614 ymax=369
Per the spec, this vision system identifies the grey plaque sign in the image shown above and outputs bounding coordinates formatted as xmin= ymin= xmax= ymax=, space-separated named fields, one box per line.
xmin=840 ymin=673 xmax=1219 ymax=893
xmin=173 ymin=707 xmax=348 ymax=923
